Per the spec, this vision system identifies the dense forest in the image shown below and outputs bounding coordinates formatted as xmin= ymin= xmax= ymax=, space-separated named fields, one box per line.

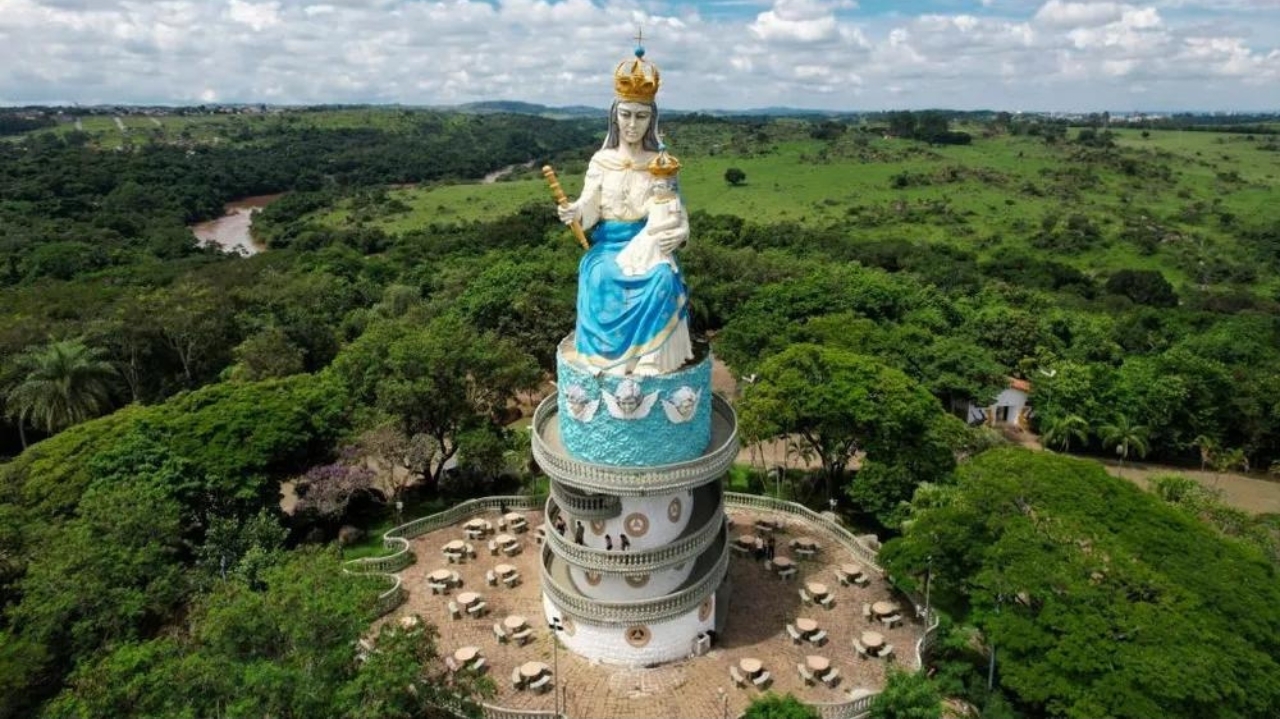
xmin=0 ymin=107 xmax=1277 ymax=718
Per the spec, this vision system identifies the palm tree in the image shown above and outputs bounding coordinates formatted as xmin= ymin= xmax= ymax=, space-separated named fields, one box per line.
xmin=1099 ymin=414 xmax=1150 ymax=470
xmin=1040 ymin=413 xmax=1089 ymax=454
xmin=5 ymin=339 xmax=117 ymax=449
xmin=1191 ymin=434 xmax=1218 ymax=472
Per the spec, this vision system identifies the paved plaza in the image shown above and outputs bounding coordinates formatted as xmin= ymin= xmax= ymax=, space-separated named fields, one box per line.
xmin=387 ymin=505 xmax=924 ymax=719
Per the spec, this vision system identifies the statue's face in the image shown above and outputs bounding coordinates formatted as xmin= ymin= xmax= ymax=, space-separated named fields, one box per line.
xmin=616 ymin=102 xmax=653 ymax=146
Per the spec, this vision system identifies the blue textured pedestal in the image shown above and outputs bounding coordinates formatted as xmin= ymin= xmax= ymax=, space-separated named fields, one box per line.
xmin=557 ymin=343 xmax=713 ymax=467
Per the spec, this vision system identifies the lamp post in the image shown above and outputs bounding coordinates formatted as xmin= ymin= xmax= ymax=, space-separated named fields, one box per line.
xmin=550 ymin=617 xmax=564 ymax=717
xmin=923 ymin=554 xmax=933 ymax=620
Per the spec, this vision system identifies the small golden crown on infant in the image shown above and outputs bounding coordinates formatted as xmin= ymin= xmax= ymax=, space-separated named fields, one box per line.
xmin=614 ymin=45 xmax=660 ymax=104
xmin=648 ymin=142 xmax=681 ymax=178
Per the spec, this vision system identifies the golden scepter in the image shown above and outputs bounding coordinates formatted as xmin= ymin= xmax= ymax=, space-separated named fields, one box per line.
xmin=541 ymin=165 xmax=589 ymax=249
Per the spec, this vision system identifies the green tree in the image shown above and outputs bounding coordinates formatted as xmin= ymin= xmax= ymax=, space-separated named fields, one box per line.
xmin=230 ymin=325 xmax=306 ymax=381
xmin=364 ymin=314 xmax=539 ymax=487
xmin=743 ymin=692 xmax=820 ymax=719
xmin=1038 ymin=413 xmax=1088 ymax=453
xmin=1100 ymin=413 xmax=1150 ymax=468
xmin=724 ymin=167 xmax=746 ymax=186
xmin=869 ymin=667 xmax=942 ymax=719
xmin=738 ymin=344 xmax=945 ymax=502
xmin=880 ymin=448 xmax=1280 ymax=719
xmin=5 ymin=338 xmax=116 ymax=448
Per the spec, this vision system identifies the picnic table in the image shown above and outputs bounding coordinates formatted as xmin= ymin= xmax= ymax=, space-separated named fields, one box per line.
xmin=806 ymin=655 xmax=830 ymax=673
xmin=503 ymin=615 xmax=528 ymax=632
xmin=495 ymin=563 xmax=516 ymax=577
xmin=454 ymin=646 xmax=480 ymax=664
xmin=458 ymin=592 xmax=480 ymax=608
xmin=444 ymin=540 xmax=465 ymax=553
xmin=861 ymin=631 xmax=885 ymax=650
xmin=520 ymin=661 xmax=548 ymax=680
xmin=794 ymin=536 xmax=819 ymax=550
xmin=806 ymin=581 xmax=829 ymax=599
xmin=796 ymin=617 xmax=818 ymax=635
xmin=872 ymin=601 xmax=898 ymax=617
xmin=772 ymin=556 xmax=794 ymax=570
xmin=739 ymin=658 xmax=763 ymax=676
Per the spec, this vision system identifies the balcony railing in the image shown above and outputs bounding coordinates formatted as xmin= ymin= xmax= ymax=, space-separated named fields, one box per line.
xmin=544 ymin=484 xmax=724 ymax=573
xmin=539 ymin=526 xmax=730 ymax=624
xmin=531 ymin=394 xmax=738 ymax=496
xmin=548 ymin=482 xmax=622 ymax=519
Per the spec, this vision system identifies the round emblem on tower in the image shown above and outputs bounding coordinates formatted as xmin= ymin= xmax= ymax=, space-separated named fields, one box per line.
xmin=624 ymin=625 xmax=652 ymax=647
xmin=560 ymin=615 xmax=576 ymax=637
xmin=590 ymin=520 xmax=606 ymax=536
xmin=624 ymin=512 xmax=650 ymax=537
xmin=667 ymin=497 xmax=682 ymax=523
xmin=584 ymin=570 xmax=602 ymax=586
xmin=624 ymin=573 xmax=650 ymax=588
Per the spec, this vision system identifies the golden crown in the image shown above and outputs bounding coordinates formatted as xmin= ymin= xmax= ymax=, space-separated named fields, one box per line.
xmin=647 ymin=143 xmax=681 ymax=178
xmin=614 ymin=46 xmax=660 ymax=104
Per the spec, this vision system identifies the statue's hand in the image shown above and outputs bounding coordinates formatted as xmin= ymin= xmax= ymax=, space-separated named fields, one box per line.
xmin=654 ymin=226 xmax=687 ymax=254
xmin=558 ymin=200 xmax=582 ymax=225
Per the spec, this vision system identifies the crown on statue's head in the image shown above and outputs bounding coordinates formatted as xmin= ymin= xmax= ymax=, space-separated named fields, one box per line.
xmin=614 ymin=45 xmax=660 ymax=104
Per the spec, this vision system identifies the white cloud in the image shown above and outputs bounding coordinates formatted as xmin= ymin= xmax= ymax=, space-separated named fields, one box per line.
xmin=226 ymin=0 xmax=281 ymax=31
xmin=0 ymin=0 xmax=1276 ymax=111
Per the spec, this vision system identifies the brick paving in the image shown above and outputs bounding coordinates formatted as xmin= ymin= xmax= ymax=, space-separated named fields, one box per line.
xmin=385 ymin=506 xmax=924 ymax=719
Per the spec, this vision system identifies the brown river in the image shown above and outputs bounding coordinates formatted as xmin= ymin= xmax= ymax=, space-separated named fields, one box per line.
xmin=190 ymin=194 xmax=281 ymax=255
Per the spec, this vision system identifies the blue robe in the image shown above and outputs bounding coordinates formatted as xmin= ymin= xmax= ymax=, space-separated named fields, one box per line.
xmin=575 ymin=220 xmax=688 ymax=370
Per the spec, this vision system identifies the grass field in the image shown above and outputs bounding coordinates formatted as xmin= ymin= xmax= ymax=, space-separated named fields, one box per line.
xmin=305 ymin=123 xmax=1280 ymax=294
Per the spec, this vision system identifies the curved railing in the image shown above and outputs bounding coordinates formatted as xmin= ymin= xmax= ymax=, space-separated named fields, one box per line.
xmin=343 ymin=494 xmax=548 ymax=616
xmin=544 ymin=487 xmax=724 ymax=574
xmin=531 ymin=394 xmax=739 ymax=496
xmin=539 ymin=526 xmax=730 ymax=624
xmin=549 ymin=482 xmax=621 ymax=519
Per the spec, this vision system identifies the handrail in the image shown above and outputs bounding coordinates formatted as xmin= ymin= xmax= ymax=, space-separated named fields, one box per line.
xmin=539 ymin=526 xmax=730 ymax=624
xmin=531 ymin=395 xmax=739 ymax=496
xmin=543 ymin=488 xmax=724 ymax=573
xmin=723 ymin=492 xmax=882 ymax=571
xmin=548 ymin=482 xmax=621 ymax=519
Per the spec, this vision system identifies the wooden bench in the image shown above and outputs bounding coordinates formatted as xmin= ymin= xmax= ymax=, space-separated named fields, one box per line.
xmin=466 ymin=601 xmax=487 ymax=617
xmin=469 ymin=657 xmax=486 ymax=673
xmin=808 ymin=630 xmax=828 ymax=646
xmin=752 ymin=671 xmax=772 ymax=688
xmin=429 ymin=582 xmax=448 ymax=595
xmin=511 ymin=667 xmax=525 ymax=689
xmin=528 ymin=674 xmax=552 ymax=693
xmin=731 ymin=543 xmax=751 ymax=556
xmin=820 ymin=667 xmax=840 ymax=687
xmin=488 ymin=539 xmax=498 ymax=556
xmin=799 ymin=588 xmax=813 ymax=605
xmin=818 ymin=594 xmax=835 ymax=610
xmin=852 ymin=639 xmax=869 ymax=659
xmin=444 ymin=656 xmax=459 ymax=672
xmin=837 ymin=570 xmax=851 ymax=587
xmin=778 ymin=567 xmax=797 ymax=581
xmin=785 ymin=623 xmax=802 ymax=645
xmin=862 ymin=602 xmax=872 ymax=620
xmin=448 ymin=601 xmax=461 ymax=620
xmin=880 ymin=613 xmax=903 ymax=629
xmin=797 ymin=663 xmax=815 ymax=686
xmin=512 ymin=628 xmax=533 ymax=646
xmin=502 ymin=573 xmax=521 ymax=588
xmin=485 ymin=570 xmax=497 ymax=587
xmin=493 ymin=623 xmax=508 ymax=643
xmin=876 ymin=644 xmax=895 ymax=660
xmin=730 ymin=665 xmax=747 ymax=688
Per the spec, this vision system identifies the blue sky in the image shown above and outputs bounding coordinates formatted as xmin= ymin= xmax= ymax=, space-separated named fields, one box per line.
xmin=1 ymin=0 xmax=1277 ymax=111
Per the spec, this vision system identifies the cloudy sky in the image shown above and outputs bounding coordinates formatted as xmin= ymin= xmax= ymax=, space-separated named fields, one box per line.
xmin=2 ymin=0 xmax=1278 ymax=111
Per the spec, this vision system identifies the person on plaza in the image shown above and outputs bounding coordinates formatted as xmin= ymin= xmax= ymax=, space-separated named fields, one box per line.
xmin=620 ymin=533 xmax=631 ymax=551
xmin=605 ymin=534 xmax=614 ymax=551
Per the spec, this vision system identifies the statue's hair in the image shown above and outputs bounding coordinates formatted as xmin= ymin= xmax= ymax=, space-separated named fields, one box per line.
xmin=602 ymin=99 xmax=661 ymax=151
